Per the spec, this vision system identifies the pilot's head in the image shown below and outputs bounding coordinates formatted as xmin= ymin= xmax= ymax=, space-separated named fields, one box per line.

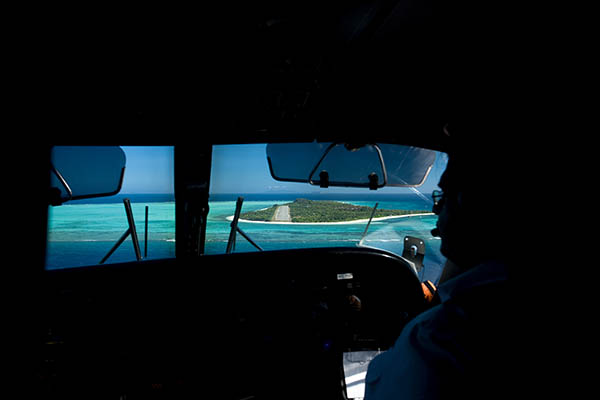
xmin=432 ymin=123 xmax=518 ymax=269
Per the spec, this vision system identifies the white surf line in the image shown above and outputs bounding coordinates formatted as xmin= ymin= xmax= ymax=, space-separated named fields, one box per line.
xmin=225 ymin=213 xmax=434 ymax=226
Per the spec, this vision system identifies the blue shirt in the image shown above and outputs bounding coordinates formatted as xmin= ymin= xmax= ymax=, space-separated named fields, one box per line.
xmin=364 ymin=260 xmax=512 ymax=399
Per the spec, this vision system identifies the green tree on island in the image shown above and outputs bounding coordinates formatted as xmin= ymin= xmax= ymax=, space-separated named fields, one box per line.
xmin=239 ymin=198 xmax=431 ymax=223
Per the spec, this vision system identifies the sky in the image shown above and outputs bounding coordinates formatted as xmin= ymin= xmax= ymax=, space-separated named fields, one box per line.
xmin=209 ymin=143 xmax=447 ymax=195
xmin=120 ymin=146 xmax=175 ymax=194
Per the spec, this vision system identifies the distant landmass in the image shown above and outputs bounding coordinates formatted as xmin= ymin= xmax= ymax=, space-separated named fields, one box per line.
xmin=239 ymin=198 xmax=431 ymax=223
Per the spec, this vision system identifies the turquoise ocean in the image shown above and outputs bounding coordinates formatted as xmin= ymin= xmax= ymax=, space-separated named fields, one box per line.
xmin=47 ymin=193 xmax=445 ymax=282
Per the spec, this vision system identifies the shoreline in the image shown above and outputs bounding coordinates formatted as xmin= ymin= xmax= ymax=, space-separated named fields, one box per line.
xmin=225 ymin=213 xmax=434 ymax=225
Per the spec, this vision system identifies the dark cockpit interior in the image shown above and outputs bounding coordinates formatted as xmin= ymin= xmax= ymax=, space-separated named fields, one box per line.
xmin=13 ymin=2 xmax=551 ymax=399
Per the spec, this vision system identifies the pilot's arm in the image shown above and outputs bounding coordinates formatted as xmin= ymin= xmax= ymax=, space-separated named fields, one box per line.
xmin=364 ymin=301 xmax=468 ymax=399
xmin=365 ymin=260 xmax=509 ymax=399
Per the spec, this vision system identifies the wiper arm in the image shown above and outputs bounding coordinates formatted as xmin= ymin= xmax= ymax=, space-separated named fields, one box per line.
xmin=358 ymin=202 xmax=378 ymax=246
xmin=226 ymin=197 xmax=263 ymax=254
xmin=99 ymin=198 xmax=142 ymax=264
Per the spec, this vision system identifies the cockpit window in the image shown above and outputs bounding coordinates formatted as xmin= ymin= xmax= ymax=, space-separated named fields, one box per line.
xmin=208 ymin=143 xmax=448 ymax=283
xmin=46 ymin=146 xmax=175 ymax=270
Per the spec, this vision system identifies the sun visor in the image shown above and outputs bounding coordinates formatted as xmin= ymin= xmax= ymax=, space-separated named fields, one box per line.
xmin=266 ymin=142 xmax=436 ymax=188
xmin=50 ymin=146 xmax=126 ymax=205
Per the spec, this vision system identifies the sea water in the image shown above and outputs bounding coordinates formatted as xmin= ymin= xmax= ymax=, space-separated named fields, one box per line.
xmin=47 ymin=197 xmax=176 ymax=268
xmin=46 ymin=193 xmax=445 ymax=282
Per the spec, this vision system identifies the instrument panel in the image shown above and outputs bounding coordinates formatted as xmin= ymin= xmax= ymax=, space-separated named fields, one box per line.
xmin=40 ymin=247 xmax=425 ymax=399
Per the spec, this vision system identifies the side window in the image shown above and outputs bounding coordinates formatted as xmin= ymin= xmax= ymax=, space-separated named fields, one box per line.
xmin=206 ymin=143 xmax=448 ymax=283
xmin=46 ymin=146 xmax=175 ymax=270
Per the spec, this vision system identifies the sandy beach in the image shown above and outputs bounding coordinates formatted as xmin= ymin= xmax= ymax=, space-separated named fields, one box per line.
xmin=226 ymin=213 xmax=434 ymax=226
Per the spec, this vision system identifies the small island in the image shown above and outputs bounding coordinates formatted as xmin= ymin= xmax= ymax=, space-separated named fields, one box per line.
xmin=238 ymin=198 xmax=431 ymax=224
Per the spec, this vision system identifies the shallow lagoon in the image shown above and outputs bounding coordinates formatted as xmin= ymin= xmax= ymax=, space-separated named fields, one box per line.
xmin=47 ymin=194 xmax=445 ymax=283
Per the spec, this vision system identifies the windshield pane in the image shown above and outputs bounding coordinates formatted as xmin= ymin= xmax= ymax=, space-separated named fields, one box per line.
xmin=208 ymin=143 xmax=448 ymax=283
xmin=378 ymin=144 xmax=437 ymax=186
xmin=46 ymin=146 xmax=175 ymax=270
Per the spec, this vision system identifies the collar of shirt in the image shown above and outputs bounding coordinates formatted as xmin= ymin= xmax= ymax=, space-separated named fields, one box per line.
xmin=437 ymin=259 xmax=509 ymax=303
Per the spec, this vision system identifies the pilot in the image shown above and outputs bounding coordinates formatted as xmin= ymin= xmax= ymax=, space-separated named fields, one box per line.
xmin=364 ymin=128 xmax=523 ymax=399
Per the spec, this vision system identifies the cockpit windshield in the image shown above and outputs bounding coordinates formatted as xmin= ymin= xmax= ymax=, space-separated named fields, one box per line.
xmin=208 ymin=143 xmax=448 ymax=283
